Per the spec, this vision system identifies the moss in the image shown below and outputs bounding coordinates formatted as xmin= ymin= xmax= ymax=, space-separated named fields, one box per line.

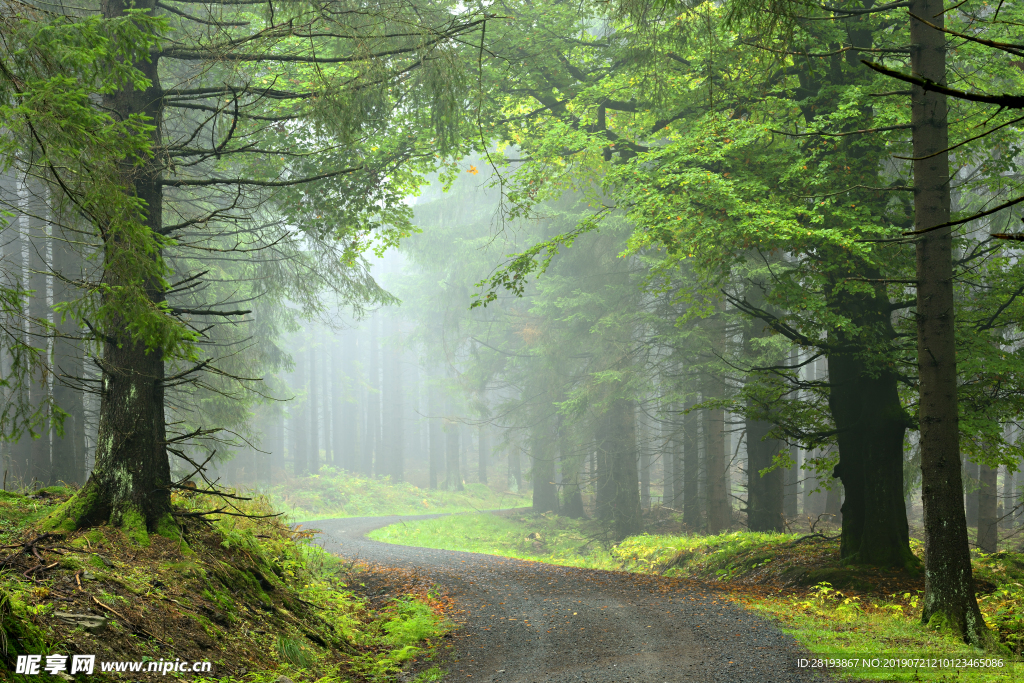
xmin=118 ymin=509 xmax=150 ymax=547
xmin=154 ymin=513 xmax=180 ymax=540
xmin=38 ymin=484 xmax=103 ymax=533
xmin=34 ymin=485 xmax=73 ymax=497
xmin=0 ymin=490 xmax=24 ymax=501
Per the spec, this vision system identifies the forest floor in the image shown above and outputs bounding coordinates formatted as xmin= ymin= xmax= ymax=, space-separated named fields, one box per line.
xmin=267 ymin=469 xmax=529 ymax=521
xmin=367 ymin=508 xmax=1024 ymax=681
xmin=0 ymin=486 xmax=457 ymax=683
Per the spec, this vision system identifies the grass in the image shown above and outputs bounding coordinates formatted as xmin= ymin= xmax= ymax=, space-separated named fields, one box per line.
xmin=371 ymin=510 xmax=1024 ymax=681
xmin=267 ymin=467 xmax=529 ymax=521
xmin=0 ymin=484 xmax=455 ymax=682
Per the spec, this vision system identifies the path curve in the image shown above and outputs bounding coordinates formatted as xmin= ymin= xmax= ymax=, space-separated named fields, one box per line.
xmin=314 ymin=513 xmax=829 ymax=683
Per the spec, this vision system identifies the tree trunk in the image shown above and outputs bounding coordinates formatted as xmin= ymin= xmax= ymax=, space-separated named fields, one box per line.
xmin=428 ymin=382 xmax=442 ymax=489
xmin=293 ymin=345 xmax=308 ymax=476
xmin=977 ymin=463 xmax=998 ymax=553
xmin=639 ymin=410 xmax=651 ymax=511
xmin=784 ymin=445 xmax=800 ymax=519
xmin=559 ymin=426 xmax=585 ymax=518
xmin=682 ymin=400 xmax=700 ymax=529
xmin=51 ymin=217 xmax=86 ymax=486
xmin=333 ymin=336 xmax=345 ymax=470
xmin=596 ymin=397 xmax=642 ymax=537
xmin=47 ymin=3 xmax=176 ymax=534
xmin=508 ymin=439 xmax=522 ymax=494
xmin=478 ymin=423 xmax=489 ymax=485
xmin=444 ymin=398 xmax=462 ymax=491
xmin=705 ymin=390 xmax=730 ymax=532
xmin=965 ymin=461 xmax=979 ymax=527
xmin=309 ymin=343 xmax=319 ymax=474
xmin=530 ymin=412 xmax=558 ymax=513
xmin=826 ymin=300 xmax=913 ymax=566
xmin=367 ymin=313 xmax=380 ymax=477
xmin=910 ymin=0 xmax=987 ymax=645
xmin=27 ymin=181 xmax=50 ymax=486
xmin=746 ymin=416 xmax=785 ymax=532
xmin=661 ymin=410 xmax=674 ymax=508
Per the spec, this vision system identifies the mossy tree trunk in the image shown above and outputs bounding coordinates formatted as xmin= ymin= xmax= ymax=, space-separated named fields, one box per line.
xmin=50 ymin=0 xmax=174 ymax=535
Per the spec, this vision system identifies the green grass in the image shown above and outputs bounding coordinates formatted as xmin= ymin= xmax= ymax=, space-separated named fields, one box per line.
xmin=368 ymin=510 xmax=624 ymax=569
xmin=268 ymin=467 xmax=529 ymax=521
xmin=371 ymin=512 xmax=1024 ymax=681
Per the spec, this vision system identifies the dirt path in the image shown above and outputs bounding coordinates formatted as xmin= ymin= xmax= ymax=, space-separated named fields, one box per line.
xmin=314 ymin=514 xmax=829 ymax=683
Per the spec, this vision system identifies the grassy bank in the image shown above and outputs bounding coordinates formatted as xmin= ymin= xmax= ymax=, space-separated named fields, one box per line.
xmin=370 ymin=511 xmax=1024 ymax=681
xmin=268 ymin=468 xmax=529 ymax=521
xmin=0 ymin=486 xmax=454 ymax=682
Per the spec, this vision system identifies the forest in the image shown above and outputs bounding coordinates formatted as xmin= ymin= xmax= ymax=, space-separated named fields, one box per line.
xmin=1 ymin=0 xmax=1024 ymax=678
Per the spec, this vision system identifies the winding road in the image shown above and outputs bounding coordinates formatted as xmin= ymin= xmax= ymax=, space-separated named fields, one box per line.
xmin=314 ymin=514 xmax=830 ymax=683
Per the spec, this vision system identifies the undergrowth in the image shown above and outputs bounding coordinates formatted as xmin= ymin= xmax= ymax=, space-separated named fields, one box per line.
xmin=268 ymin=467 xmax=528 ymax=521
xmin=0 ymin=485 xmax=453 ymax=682
xmin=373 ymin=510 xmax=1024 ymax=680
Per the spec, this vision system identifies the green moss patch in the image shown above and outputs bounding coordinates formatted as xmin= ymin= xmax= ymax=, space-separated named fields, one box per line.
xmin=0 ymin=489 xmax=453 ymax=682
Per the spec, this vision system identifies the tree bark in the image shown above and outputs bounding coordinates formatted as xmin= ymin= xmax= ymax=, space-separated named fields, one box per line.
xmin=910 ymin=0 xmax=987 ymax=645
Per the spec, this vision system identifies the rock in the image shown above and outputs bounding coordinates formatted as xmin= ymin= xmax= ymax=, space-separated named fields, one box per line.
xmin=53 ymin=612 xmax=107 ymax=633
xmin=274 ymin=676 xmax=295 ymax=683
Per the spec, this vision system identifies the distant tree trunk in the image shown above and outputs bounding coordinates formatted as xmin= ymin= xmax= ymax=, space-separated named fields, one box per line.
xmin=682 ymin=400 xmax=700 ymax=529
xmin=333 ymin=336 xmax=345 ymax=469
xmin=367 ymin=313 xmax=380 ymax=477
xmin=559 ymin=425 xmax=585 ymax=518
xmin=508 ymin=439 xmax=522 ymax=494
xmin=428 ymin=382 xmax=442 ymax=489
xmin=639 ymin=410 xmax=651 ymax=511
xmin=292 ymin=345 xmax=309 ymax=476
xmin=705 ymin=388 xmax=729 ymax=533
xmin=596 ymin=397 xmax=642 ymax=537
xmin=1003 ymin=467 xmax=1016 ymax=530
xmin=274 ymin=408 xmax=285 ymax=480
xmin=908 ymin=0 xmax=986 ymax=644
xmin=382 ymin=315 xmax=403 ymax=482
xmin=661 ymin=410 xmax=674 ymax=508
xmin=478 ymin=423 xmax=489 ymax=485
xmin=444 ymin=405 xmax=463 ymax=491
xmin=27 ymin=182 xmax=50 ymax=486
xmin=746 ymin=415 xmax=785 ymax=532
xmin=309 ymin=344 xmax=319 ymax=474
xmin=530 ymin=411 xmax=558 ymax=513
xmin=977 ymin=463 xmax=998 ymax=553
xmin=51 ymin=219 xmax=85 ymax=486
xmin=784 ymin=446 xmax=800 ymax=520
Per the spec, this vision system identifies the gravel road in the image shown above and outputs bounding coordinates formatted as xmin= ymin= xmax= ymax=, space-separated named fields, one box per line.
xmin=313 ymin=514 xmax=830 ymax=683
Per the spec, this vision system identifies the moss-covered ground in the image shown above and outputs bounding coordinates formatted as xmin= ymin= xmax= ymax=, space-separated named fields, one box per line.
xmin=268 ymin=468 xmax=529 ymax=521
xmin=0 ymin=485 xmax=455 ymax=683
xmin=370 ymin=509 xmax=1024 ymax=681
